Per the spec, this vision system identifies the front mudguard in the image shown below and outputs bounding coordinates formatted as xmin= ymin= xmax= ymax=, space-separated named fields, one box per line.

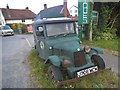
xmin=45 ymin=55 xmax=62 ymax=67
xmin=89 ymin=46 xmax=104 ymax=58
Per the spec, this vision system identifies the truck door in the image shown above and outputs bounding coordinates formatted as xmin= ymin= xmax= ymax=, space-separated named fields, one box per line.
xmin=35 ymin=26 xmax=45 ymax=59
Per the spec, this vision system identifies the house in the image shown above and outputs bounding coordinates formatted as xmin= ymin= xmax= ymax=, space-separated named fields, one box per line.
xmin=0 ymin=5 xmax=36 ymax=25
xmin=35 ymin=0 xmax=70 ymax=20
xmin=69 ymin=5 xmax=78 ymax=17
xmin=0 ymin=9 xmax=6 ymax=26
xmin=69 ymin=5 xmax=99 ymax=21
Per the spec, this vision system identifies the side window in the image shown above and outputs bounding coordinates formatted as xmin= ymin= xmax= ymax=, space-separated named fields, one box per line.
xmin=36 ymin=26 xmax=44 ymax=37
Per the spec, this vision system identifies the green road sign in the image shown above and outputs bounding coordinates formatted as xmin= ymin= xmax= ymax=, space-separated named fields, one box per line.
xmin=78 ymin=0 xmax=91 ymax=40
xmin=78 ymin=0 xmax=91 ymax=25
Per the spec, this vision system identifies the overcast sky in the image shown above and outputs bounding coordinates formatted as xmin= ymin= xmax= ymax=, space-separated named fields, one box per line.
xmin=0 ymin=0 xmax=78 ymax=14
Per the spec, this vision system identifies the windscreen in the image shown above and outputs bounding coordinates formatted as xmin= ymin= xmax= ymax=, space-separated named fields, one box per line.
xmin=1 ymin=25 xmax=11 ymax=30
xmin=46 ymin=23 xmax=75 ymax=36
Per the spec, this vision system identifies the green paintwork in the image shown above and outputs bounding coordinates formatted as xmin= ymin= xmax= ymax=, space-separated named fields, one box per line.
xmin=78 ymin=0 xmax=91 ymax=25
xmin=88 ymin=46 xmax=103 ymax=58
xmin=67 ymin=62 xmax=94 ymax=77
xmin=91 ymin=46 xmax=103 ymax=54
xmin=32 ymin=18 xmax=104 ymax=78
xmin=78 ymin=0 xmax=91 ymax=40
xmin=47 ymin=55 xmax=62 ymax=67
xmin=54 ymin=41 xmax=82 ymax=52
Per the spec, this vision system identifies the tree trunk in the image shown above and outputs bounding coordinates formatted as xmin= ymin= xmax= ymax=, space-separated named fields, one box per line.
xmin=110 ymin=14 xmax=119 ymax=29
xmin=90 ymin=2 xmax=93 ymax=41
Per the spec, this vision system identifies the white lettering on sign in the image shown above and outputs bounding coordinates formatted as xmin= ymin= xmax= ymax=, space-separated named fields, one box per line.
xmin=83 ymin=2 xmax=88 ymax=24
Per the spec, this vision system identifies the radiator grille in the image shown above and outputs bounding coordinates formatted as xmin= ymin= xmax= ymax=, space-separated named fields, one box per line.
xmin=74 ymin=51 xmax=87 ymax=67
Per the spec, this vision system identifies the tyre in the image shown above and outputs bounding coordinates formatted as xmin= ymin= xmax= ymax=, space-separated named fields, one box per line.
xmin=91 ymin=55 xmax=105 ymax=70
xmin=48 ymin=65 xmax=63 ymax=83
xmin=34 ymin=45 xmax=36 ymax=49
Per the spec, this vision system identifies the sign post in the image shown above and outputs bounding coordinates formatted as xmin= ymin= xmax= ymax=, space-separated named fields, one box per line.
xmin=78 ymin=0 xmax=91 ymax=41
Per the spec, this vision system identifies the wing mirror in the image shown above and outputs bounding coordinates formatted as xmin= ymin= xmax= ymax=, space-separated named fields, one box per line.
xmin=36 ymin=27 xmax=44 ymax=36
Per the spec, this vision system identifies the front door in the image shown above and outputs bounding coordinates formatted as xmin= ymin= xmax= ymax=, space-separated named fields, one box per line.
xmin=36 ymin=26 xmax=45 ymax=59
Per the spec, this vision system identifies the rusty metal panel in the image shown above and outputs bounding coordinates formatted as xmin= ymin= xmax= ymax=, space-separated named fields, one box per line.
xmin=74 ymin=51 xmax=87 ymax=67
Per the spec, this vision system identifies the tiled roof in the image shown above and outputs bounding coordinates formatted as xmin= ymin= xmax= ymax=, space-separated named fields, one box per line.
xmin=36 ymin=5 xmax=65 ymax=19
xmin=69 ymin=5 xmax=78 ymax=10
xmin=1 ymin=8 xmax=36 ymax=20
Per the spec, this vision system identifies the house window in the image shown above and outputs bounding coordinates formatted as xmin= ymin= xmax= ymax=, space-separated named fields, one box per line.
xmin=70 ymin=10 xmax=72 ymax=13
xmin=22 ymin=19 xmax=25 ymax=22
xmin=75 ymin=14 xmax=77 ymax=16
xmin=75 ymin=10 xmax=77 ymax=13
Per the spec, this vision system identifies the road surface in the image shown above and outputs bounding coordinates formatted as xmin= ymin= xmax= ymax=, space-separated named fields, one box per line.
xmin=2 ymin=34 xmax=34 ymax=88
xmin=1 ymin=34 xmax=119 ymax=88
xmin=101 ymin=52 xmax=119 ymax=74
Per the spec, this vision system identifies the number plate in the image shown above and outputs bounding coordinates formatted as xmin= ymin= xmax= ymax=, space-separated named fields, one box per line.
xmin=77 ymin=66 xmax=98 ymax=77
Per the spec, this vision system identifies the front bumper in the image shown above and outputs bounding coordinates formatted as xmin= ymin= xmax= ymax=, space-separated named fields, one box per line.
xmin=2 ymin=31 xmax=14 ymax=36
xmin=67 ymin=63 xmax=95 ymax=78
xmin=57 ymin=68 xmax=110 ymax=87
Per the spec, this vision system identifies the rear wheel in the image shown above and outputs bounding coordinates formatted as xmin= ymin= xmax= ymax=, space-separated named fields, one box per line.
xmin=48 ymin=65 xmax=63 ymax=83
xmin=91 ymin=55 xmax=105 ymax=70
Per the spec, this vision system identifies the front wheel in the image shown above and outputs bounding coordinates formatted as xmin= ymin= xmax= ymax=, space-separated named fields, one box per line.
xmin=91 ymin=55 xmax=105 ymax=70
xmin=48 ymin=65 xmax=63 ymax=83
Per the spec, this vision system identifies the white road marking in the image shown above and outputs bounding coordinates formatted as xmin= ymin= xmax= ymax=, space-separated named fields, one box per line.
xmin=25 ymin=38 xmax=32 ymax=48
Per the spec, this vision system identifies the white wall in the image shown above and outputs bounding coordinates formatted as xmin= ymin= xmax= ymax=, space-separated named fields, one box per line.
xmin=69 ymin=6 xmax=78 ymax=17
xmin=0 ymin=9 xmax=6 ymax=26
xmin=6 ymin=19 xmax=33 ymax=24
xmin=24 ymin=19 xmax=33 ymax=24
xmin=6 ymin=20 xmax=22 ymax=24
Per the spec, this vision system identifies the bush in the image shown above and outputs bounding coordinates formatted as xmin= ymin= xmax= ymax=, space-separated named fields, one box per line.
xmin=93 ymin=28 xmax=117 ymax=40
xmin=7 ymin=23 xmax=28 ymax=34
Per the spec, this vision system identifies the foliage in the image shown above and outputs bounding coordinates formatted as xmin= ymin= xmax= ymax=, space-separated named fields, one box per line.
xmin=28 ymin=49 xmax=55 ymax=88
xmin=101 ymin=28 xmax=117 ymax=40
xmin=28 ymin=49 xmax=119 ymax=88
xmin=93 ymin=27 xmax=117 ymax=40
xmin=101 ymin=3 xmax=112 ymax=30
xmin=93 ymin=3 xmax=119 ymax=40
xmin=83 ymin=39 xmax=119 ymax=52
xmin=7 ymin=23 xmax=28 ymax=34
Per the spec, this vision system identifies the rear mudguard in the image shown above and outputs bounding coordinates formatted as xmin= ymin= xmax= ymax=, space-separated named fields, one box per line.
xmin=44 ymin=55 xmax=62 ymax=67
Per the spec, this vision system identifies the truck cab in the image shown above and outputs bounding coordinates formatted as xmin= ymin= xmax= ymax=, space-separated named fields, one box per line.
xmin=32 ymin=18 xmax=105 ymax=82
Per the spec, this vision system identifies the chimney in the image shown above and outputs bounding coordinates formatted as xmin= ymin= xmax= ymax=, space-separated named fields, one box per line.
xmin=63 ymin=0 xmax=68 ymax=17
xmin=44 ymin=4 xmax=47 ymax=9
xmin=25 ymin=7 xmax=29 ymax=10
xmin=6 ymin=4 xmax=9 ymax=9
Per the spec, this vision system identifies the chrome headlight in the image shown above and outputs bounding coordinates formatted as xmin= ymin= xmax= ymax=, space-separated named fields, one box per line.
xmin=49 ymin=46 xmax=52 ymax=50
xmin=2 ymin=31 xmax=5 ymax=34
xmin=84 ymin=45 xmax=91 ymax=53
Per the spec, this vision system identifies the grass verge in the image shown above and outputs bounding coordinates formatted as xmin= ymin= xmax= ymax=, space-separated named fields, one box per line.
xmin=82 ymin=39 xmax=119 ymax=52
xmin=28 ymin=49 xmax=119 ymax=88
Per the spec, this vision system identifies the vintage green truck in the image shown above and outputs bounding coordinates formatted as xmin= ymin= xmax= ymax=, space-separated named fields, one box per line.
xmin=32 ymin=18 xmax=105 ymax=83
